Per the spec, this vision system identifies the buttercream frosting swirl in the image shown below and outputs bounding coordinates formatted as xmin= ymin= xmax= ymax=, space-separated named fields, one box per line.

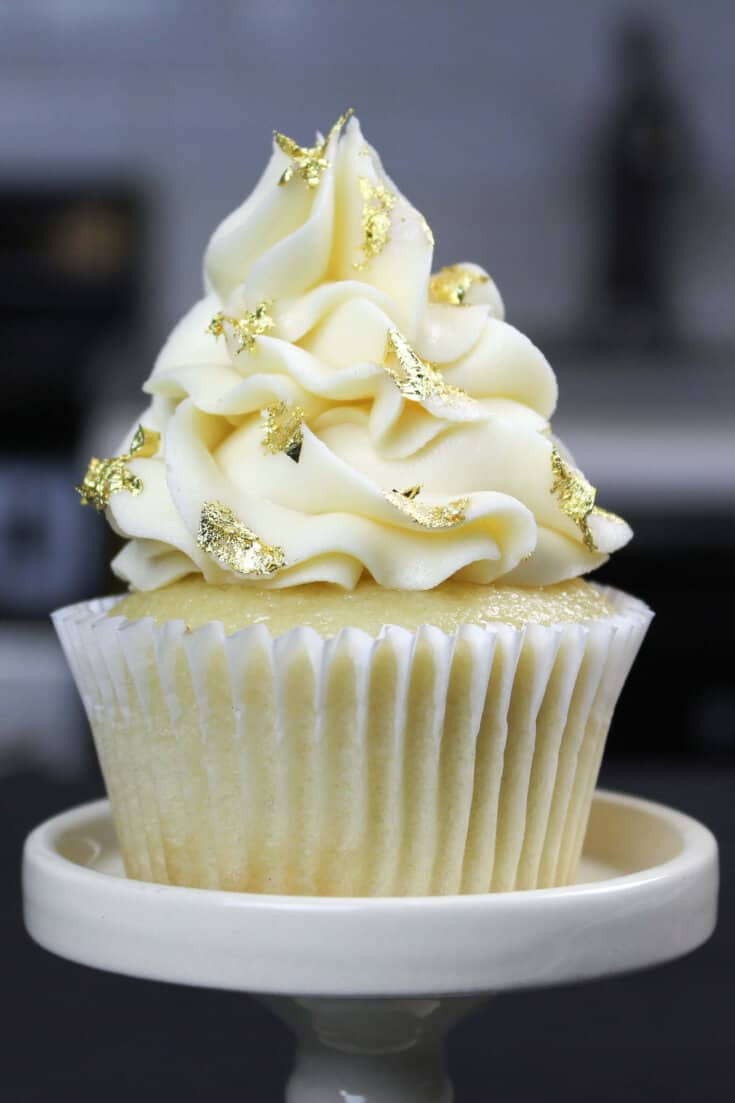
xmin=100 ymin=114 xmax=631 ymax=591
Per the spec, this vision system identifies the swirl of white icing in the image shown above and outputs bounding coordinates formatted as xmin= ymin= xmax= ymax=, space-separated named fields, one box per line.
xmin=107 ymin=115 xmax=631 ymax=591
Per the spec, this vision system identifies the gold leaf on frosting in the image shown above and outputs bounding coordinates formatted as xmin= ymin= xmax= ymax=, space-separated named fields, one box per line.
xmin=354 ymin=177 xmax=397 ymax=269
xmin=550 ymin=446 xmax=599 ymax=552
xmin=77 ymin=458 xmax=141 ymax=512
xmin=129 ymin=425 xmax=161 ymax=458
xmin=384 ymin=488 xmax=469 ymax=529
xmin=395 ymin=484 xmax=422 ymax=500
xmin=197 ymin=501 xmax=286 ymax=577
xmin=77 ymin=424 xmax=160 ymax=511
xmin=274 ymin=108 xmax=353 ymax=189
xmin=206 ymin=303 xmax=274 ymax=354
xmin=261 ymin=401 xmax=304 ymax=462
xmin=384 ymin=328 xmax=479 ymax=412
xmin=429 ymin=264 xmax=489 ymax=306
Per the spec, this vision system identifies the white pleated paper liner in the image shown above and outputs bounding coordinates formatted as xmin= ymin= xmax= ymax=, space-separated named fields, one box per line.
xmin=52 ymin=585 xmax=651 ymax=896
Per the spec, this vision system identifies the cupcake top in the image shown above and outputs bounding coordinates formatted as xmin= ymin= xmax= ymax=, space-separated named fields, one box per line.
xmin=78 ymin=110 xmax=631 ymax=592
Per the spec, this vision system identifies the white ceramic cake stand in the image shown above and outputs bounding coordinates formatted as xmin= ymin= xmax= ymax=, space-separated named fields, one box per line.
xmin=23 ymin=790 xmax=718 ymax=1103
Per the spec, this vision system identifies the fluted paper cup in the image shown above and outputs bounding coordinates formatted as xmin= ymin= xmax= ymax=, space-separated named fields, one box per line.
xmin=52 ymin=586 xmax=651 ymax=896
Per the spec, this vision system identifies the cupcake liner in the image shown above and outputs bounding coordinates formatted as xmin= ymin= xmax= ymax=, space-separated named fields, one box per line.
xmin=52 ymin=585 xmax=651 ymax=896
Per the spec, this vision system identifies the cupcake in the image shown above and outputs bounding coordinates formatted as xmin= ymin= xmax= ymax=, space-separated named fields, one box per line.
xmin=55 ymin=110 xmax=651 ymax=896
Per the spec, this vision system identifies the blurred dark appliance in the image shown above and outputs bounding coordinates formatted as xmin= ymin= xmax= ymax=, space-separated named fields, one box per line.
xmin=597 ymin=20 xmax=692 ymax=349
xmin=0 ymin=182 xmax=145 ymax=616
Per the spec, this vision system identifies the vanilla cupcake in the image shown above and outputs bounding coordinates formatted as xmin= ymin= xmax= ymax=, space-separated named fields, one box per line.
xmin=55 ymin=111 xmax=651 ymax=895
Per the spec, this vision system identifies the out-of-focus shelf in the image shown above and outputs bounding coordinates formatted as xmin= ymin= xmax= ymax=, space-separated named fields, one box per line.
xmin=553 ymin=356 xmax=735 ymax=512
xmin=553 ymin=419 xmax=735 ymax=511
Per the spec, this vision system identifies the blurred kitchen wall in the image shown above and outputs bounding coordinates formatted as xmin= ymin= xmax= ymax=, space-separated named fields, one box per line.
xmin=2 ymin=0 xmax=733 ymax=348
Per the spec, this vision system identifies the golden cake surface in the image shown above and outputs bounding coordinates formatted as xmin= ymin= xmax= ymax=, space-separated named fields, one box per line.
xmin=112 ymin=576 xmax=614 ymax=637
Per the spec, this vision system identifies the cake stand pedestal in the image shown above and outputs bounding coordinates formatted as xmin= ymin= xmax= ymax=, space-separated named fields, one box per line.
xmin=23 ymin=790 xmax=718 ymax=1103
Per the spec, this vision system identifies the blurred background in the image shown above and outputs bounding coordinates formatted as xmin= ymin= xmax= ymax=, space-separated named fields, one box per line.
xmin=2 ymin=2 xmax=733 ymax=1100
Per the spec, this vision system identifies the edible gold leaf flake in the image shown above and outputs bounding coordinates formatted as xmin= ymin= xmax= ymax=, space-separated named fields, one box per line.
xmin=77 ymin=424 xmax=160 ymax=511
xmin=129 ymin=425 xmax=161 ymax=458
xmin=429 ymin=264 xmax=489 ymax=306
xmin=206 ymin=302 xmax=274 ymax=354
xmin=261 ymin=401 xmax=304 ymax=462
xmin=549 ymin=449 xmax=629 ymax=551
xmin=205 ymin=311 xmax=226 ymax=340
xmin=394 ymin=484 xmax=421 ymax=500
xmin=384 ymin=488 xmax=469 ymax=529
xmin=550 ymin=446 xmax=598 ymax=552
xmin=384 ymin=328 xmax=478 ymax=411
xmin=77 ymin=457 xmax=142 ymax=511
xmin=274 ymin=108 xmax=353 ymax=188
xmin=354 ymin=177 xmax=397 ymax=269
xmin=197 ymin=501 xmax=286 ymax=577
